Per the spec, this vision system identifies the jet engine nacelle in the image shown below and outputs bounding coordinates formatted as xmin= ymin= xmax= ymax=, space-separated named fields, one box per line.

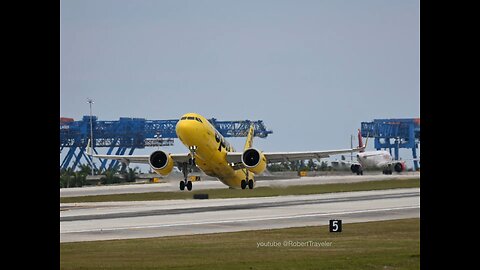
xmin=394 ymin=162 xmax=406 ymax=173
xmin=350 ymin=164 xmax=362 ymax=173
xmin=149 ymin=150 xmax=174 ymax=175
xmin=242 ymin=148 xmax=267 ymax=174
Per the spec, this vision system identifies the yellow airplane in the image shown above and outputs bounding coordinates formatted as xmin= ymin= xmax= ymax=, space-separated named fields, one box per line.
xmin=87 ymin=113 xmax=365 ymax=190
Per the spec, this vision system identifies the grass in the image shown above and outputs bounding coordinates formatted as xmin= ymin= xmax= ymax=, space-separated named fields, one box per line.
xmin=61 ymin=178 xmax=419 ymax=203
xmin=60 ymin=218 xmax=420 ymax=270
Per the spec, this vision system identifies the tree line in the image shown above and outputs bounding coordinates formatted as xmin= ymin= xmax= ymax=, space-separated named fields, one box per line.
xmin=60 ymin=164 xmax=140 ymax=188
xmin=266 ymin=159 xmax=330 ymax=172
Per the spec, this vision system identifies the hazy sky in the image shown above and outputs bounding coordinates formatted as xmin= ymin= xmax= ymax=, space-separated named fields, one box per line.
xmin=61 ymin=0 xmax=419 ymax=164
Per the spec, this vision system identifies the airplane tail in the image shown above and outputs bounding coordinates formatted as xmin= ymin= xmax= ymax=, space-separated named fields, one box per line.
xmin=244 ymin=123 xmax=255 ymax=150
xmin=243 ymin=123 xmax=256 ymax=183
xmin=357 ymin=129 xmax=368 ymax=152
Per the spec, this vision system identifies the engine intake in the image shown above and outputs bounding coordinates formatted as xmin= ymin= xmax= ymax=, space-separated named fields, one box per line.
xmin=242 ymin=148 xmax=267 ymax=174
xmin=149 ymin=150 xmax=174 ymax=175
xmin=394 ymin=162 xmax=405 ymax=173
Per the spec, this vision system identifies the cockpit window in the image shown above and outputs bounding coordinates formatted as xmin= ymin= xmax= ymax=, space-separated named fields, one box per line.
xmin=195 ymin=117 xmax=203 ymax=123
xmin=187 ymin=116 xmax=195 ymax=120
xmin=181 ymin=117 xmax=187 ymax=120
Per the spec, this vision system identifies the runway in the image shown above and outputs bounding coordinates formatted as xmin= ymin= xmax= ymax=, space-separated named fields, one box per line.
xmin=60 ymin=173 xmax=419 ymax=197
xmin=60 ymin=187 xmax=420 ymax=243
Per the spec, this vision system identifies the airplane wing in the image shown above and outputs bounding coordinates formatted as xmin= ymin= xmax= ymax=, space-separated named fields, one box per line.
xmin=331 ymin=160 xmax=359 ymax=166
xmin=86 ymin=140 xmax=190 ymax=165
xmin=89 ymin=153 xmax=191 ymax=164
xmin=226 ymin=147 xmax=365 ymax=164
xmin=90 ymin=153 xmax=150 ymax=164
xmin=263 ymin=148 xmax=363 ymax=163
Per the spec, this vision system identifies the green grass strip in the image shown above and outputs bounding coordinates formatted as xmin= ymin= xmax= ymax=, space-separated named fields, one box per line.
xmin=60 ymin=218 xmax=420 ymax=270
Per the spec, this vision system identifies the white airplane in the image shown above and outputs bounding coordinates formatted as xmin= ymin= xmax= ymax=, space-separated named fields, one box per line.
xmin=350 ymin=129 xmax=406 ymax=175
xmin=87 ymin=113 xmax=365 ymax=190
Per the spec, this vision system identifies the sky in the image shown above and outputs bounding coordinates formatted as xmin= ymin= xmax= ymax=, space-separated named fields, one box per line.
xmin=60 ymin=0 xmax=419 ymax=168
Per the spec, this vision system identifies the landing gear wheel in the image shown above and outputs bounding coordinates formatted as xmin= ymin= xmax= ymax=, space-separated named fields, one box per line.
xmin=241 ymin=180 xmax=247 ymax=189
xmin=248 ymin=179 xmax=254 ymax=189
xmin=180 ymin=181 xmax=185 ymax=190
xmin=187 ymin=181 xmax=192 ymax=191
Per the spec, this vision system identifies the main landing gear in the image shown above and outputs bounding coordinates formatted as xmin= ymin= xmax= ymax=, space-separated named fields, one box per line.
xmin=382 ymin=165 xmax=393 ymax=175
xmin=241 ymin=170 xmax=254 ymax=189
xmin=382 ymin=169 xmax=393 ymax=175
xmin=241 ymin=179 xmax=254 ymax=189
xmin=179 ymin=179 xmax=192 ymax=191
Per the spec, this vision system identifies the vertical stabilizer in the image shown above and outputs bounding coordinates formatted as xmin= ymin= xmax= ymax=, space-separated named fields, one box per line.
xmin=244 ymin=124 xmax=255 ymax=150
xmin=358 ymin=129 xmax=367 ymax=153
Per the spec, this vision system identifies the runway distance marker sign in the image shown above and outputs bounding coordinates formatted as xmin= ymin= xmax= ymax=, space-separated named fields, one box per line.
xmin=329 ymin=219 xmax=342 ymax=232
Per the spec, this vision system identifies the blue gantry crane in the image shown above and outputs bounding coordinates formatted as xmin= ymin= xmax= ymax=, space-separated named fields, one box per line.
xmin=360 ymin=118 xmax=420 ymax=170
xmin=60 ymin=116 xmax=273 ymax=171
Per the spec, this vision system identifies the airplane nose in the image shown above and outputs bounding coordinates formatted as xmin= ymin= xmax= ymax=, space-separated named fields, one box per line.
xmin=176 ymin=117 xmax=202 ymax=145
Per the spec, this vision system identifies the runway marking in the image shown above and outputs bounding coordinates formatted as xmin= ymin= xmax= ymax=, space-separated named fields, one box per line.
xmin=61 ymin=191 xmax=419 ymax=222
xmin=62 ymin=205 xmax=419 ymax=234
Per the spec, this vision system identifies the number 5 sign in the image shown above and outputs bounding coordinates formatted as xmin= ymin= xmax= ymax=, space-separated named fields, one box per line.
xmin=329 ymin=219 xmax=342 ymax=232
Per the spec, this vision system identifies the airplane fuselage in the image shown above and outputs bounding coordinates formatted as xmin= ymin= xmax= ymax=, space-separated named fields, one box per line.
xmin=357 ymin=150 xmax=392 ymax=169
xmin=175 ymin=113 xmax=252 ymax=188
xmin=356 ymin=150 xmax=406 ymax=174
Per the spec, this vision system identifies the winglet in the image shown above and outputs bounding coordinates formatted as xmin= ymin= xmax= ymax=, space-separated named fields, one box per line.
xmin=244 ymin=123 xmax=255 ymax=150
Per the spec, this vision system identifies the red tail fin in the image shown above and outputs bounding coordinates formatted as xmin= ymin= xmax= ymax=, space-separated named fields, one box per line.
xmin=358 ymin=129 xmax=365 ymax=152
